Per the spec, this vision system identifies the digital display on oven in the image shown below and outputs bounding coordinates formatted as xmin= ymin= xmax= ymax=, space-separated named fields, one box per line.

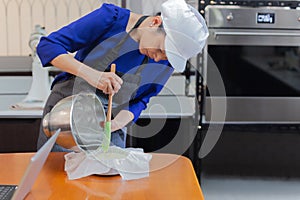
xmin=257 ymin=13 xmax=275 ymax=24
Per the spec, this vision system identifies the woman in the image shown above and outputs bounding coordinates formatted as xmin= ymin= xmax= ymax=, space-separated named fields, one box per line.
xmin=37 ymin=0 xmax=208 ymax=151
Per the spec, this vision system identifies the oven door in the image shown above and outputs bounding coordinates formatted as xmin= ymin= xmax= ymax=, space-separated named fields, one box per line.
xmin=204 ymin=28 xmax=300 ymax=124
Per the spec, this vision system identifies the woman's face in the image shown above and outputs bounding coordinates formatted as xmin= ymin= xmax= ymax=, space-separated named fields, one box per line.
xmin=139 ymin=27 xmax=168 ymax=62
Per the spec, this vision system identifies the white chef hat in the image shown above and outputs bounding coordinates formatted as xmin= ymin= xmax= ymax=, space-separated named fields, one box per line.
xmin=161 ymin=0 xmax=209 ymax=72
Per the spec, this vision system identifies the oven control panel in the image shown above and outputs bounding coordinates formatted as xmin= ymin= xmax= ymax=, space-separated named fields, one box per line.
xmin=205 ymin=5 xmax=300 ymax=29
xmin=199 ymin=0 xmax=300 ymax=15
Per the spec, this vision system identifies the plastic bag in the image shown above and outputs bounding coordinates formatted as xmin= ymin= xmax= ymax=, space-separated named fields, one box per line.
xmin=64 ymin=146 xmax=152 ymax=180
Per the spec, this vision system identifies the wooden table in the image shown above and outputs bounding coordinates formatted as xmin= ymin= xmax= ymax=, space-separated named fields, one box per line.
xmin=0 ymin=152 xmax=204 ymax=200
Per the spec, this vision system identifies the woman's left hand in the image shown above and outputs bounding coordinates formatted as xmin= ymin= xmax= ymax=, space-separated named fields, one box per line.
xmin=100 ymin=110 xmax=134 ymax=132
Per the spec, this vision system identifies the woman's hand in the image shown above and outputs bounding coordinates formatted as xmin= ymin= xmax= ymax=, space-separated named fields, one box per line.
xmin=100 ymin=120 xmax=120 ymax=132
xmin=100 ymin=110 xmax=134 ymax=132
xmin=50 ymin=54 xmax=123 ymax=95
xmin=85 ymin=70 xmax=123 ymax=95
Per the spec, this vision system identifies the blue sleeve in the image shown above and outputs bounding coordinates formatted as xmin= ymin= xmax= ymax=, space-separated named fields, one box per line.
xmin=36 ymin=3 xmax=119 ymax=67
xmin=127 ymin=65 xmax=174 ymax=122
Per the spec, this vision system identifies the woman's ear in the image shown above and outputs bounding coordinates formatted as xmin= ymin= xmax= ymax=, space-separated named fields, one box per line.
xmin=150 ymin=16 xmax=163 ymax=27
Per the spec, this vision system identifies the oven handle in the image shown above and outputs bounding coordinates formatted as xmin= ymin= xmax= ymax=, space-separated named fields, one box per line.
xmin=214 ymin=31 xmax=300 ymax=38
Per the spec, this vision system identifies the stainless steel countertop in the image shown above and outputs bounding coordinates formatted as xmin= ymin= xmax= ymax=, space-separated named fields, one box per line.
xmin=140 ymin=96 xmax=195 ymax=119
xmin=0 ymin=96 xmax=195 ymax=119
xmin=0 ymin=110 xmax=43 ymax=118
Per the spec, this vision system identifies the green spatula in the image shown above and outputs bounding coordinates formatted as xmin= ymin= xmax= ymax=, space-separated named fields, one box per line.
xmin=102 ymin=63 xmax=116 ymax=152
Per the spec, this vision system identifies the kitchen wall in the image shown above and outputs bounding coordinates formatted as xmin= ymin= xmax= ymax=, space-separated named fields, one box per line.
xmin=0 ymin=0 xmax=121 ymax=56
xmin=126 ymin=0 xmax=198 ymax=15
xmin=1 ymin=0 xmax=198 ymax=57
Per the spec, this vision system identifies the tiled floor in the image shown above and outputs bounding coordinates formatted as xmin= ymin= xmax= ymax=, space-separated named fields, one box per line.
xmin=201 ymin=174 xmax=300 ymax=200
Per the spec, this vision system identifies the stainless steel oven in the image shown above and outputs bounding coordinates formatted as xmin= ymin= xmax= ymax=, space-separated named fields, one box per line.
xmin=198 ymin=4 xmax=300 ymax=177
xmin=204 ymin=5 xmax=300 ymax=124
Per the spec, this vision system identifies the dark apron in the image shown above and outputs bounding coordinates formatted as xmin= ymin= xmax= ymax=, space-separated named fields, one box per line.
xmin=74 ymin=15 xmax=149 ymax=106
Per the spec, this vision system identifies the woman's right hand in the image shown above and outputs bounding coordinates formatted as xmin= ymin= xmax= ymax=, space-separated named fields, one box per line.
xmin=50 ymin=54 xmax=123 ymax=95
xmin=86 ymin=70 xmax=123 ymax=95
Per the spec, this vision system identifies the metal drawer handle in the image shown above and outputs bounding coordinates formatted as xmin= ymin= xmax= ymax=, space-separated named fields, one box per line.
xmin=214 ymin=31 xmax=300 ymax=39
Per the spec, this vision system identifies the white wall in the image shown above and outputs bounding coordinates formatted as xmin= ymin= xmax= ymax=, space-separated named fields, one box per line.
xmin=0 ymin=0 xmax=121 ymax=56
xmin=0 ymin=0 xmax=199 ymax=56
xmin=126 ymin=0 xmax=198 ymax=15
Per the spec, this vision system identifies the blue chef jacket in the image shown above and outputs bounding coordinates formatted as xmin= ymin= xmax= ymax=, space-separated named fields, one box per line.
xmin=37 ymin=3 xmax=174 ymax=122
